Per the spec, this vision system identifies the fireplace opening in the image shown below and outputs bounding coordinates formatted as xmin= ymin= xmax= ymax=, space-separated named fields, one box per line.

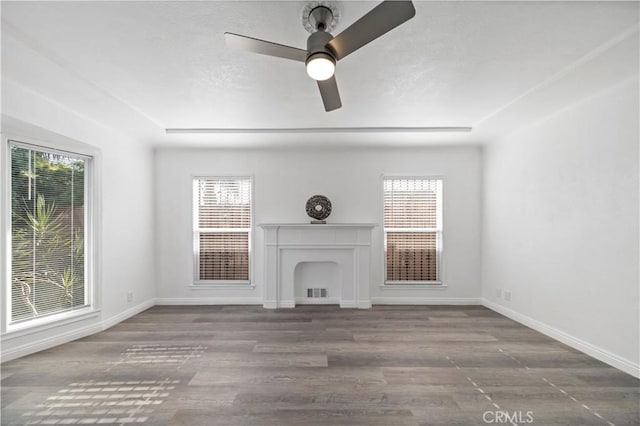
xmin=294 ymin=261 xmax=341 ymax=304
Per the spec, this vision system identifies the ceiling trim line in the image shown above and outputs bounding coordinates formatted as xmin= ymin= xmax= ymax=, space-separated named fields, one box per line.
xmin=2 ymin=19 xmax=166 ymax=130
xmin=165 ymin=127 xmax=472 ymax=134
xmin=472 ymin=23 xmax=640 ymax=128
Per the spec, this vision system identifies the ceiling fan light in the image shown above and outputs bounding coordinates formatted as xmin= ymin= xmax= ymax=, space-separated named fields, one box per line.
xmin=306 ymin=52 xmax=335 ymax=81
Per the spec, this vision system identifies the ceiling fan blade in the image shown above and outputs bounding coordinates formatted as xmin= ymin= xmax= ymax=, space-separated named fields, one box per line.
xmin=317 ymin=76 xmax=342 ymax=112
xmin=224 ymin=32 xmax=307 ymax=62
xmin=327 ymin=1 xmax=416 ymax=61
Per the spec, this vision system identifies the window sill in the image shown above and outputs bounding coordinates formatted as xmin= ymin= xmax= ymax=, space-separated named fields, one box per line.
xmin=380 ymin=282 xmax=447 ymax=290
xmin=4 ymin=308 xmax=101 ymax=339
xmin=190 ymin=281 xmax=255 ymax=289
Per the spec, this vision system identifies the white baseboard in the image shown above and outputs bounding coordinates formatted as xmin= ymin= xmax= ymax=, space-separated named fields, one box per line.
xmin=295 ymin=297 xmax=340 ymax=305
xmin=263 ymin=300 xmax=277 ymax=309
xmin=1 ymin=299 xmax=156 ymax=363
xmin=1 ymin=322 xmax=103 ymax=363
xmin=102 ymin=299 xmax=155 ymax=331
xmin=372 ymin=297 xmax=481 ymax=305
xmin=482 ymin=298 xmax=640 ymax=378
xmin=155 ymin=297 xmax=263 ymax=305
xmin=263 ymin=300 xmax=295 ymax=309
xmin=358 ymin=300 xmax=372 ymax=309
xmin=336 ymin=300 xmax=372 ymax=309
xmin=277 ymin=300 xmax=296 ymax=308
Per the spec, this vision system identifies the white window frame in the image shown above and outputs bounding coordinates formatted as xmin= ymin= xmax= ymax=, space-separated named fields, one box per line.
xmin=3 ymin=136 xmax=99 ymax=333
xmin=382 ymin=175 xmax=444 ymax=286
xmin=192 ymin=175 xmax=254 ymax=286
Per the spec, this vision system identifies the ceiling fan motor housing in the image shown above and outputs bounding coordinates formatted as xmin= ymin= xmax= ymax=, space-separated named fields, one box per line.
xmin=306 ymin=30 xmax=336 ymax=63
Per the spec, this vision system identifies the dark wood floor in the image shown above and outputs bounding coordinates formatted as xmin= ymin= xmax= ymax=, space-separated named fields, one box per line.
xmin=1 ymin=305 xmax=638 ymax=425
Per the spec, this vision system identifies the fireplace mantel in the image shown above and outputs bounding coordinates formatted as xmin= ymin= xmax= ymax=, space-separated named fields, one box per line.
xmin=259 ymin=223 xmax=376 ymax=309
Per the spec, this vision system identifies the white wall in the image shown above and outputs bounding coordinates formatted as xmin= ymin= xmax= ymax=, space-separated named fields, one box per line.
xmin=154 ymin=146 xmax=482 ymax=304
xmin=481 ymin=76 xmax=639 ymax=376
xmin=0 ymin=80 xmax=156 ymax=361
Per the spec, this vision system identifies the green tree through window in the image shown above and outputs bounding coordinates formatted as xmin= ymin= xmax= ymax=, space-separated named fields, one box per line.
xmin=10 ymin=144 xmax=86 ymax=322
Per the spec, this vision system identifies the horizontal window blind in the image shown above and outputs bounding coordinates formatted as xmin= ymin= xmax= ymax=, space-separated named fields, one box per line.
xmin=384 ymin=178 xmax=438 ymax=228
xmin=386 ymin=232 xmax=437 ymax=281
xmin=383 ymin=178 xmax=442 ymax=283
xmin=194 ymin=177 xmax=252 ymax=282
xmin=10 ymin=143 xmax=87 ymax=322
xmin=199 ymin=233 xmax=249 ymax=280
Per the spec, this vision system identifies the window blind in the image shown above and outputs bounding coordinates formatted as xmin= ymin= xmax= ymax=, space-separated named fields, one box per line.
xmin=194 ymin=177 xmax=252 ymax=282
xmin=383 ymin=178 xmax=442 ymax=283
xmin=10 ymin=143 xmax=87 ymax=322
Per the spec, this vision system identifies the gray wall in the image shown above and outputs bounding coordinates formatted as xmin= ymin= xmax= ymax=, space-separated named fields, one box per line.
xmin=481 ymin=76 xmax=639 ymax=375
xmin=154 ymin=146 xmax=482 ymax=304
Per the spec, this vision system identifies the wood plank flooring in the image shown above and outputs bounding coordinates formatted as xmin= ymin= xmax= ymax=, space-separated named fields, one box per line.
xmin=1 ymin=305 xmax=638 ymax=425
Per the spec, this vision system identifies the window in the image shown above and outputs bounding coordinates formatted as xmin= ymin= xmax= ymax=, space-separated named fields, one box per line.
xmin=193 ymin=177 xmax=252 ymax=283
xmin=8 ymin=141 xmax=92 ymax=325
xmin=383 ymin=177 xmax=442 ymax=284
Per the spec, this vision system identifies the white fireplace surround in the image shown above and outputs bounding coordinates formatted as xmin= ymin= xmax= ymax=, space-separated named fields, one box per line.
xmin=259 ymin=223 xmax=376 ymax=309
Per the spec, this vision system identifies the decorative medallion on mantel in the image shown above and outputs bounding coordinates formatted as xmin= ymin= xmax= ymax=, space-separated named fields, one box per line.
xmin=305 ymin=195 xmax=332 ymax=223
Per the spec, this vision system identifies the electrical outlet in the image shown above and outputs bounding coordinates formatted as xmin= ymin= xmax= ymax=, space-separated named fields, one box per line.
xmin=495 ymin=288 xmax=502 ymax=298
xmin=126 ymin=292 xmax=133 ymax=303
xmin=504 ymin=290 xmax=511 ymax=302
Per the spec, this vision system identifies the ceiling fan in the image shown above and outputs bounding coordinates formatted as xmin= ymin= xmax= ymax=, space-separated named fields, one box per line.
xmin=224 ymin=1 xmax=416 ymax=112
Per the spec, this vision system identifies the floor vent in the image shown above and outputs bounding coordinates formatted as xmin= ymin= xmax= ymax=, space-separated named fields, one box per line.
xmin=307 ymin=288 xmax=328 ymax=298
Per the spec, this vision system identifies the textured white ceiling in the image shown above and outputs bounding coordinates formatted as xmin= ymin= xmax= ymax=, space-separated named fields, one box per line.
xmin=1 ymin=1 xmax=638 ymax=146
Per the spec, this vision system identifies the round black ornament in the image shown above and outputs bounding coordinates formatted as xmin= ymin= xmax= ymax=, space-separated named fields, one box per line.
xmin=305 ymin=195 xmax=332 ymax=222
